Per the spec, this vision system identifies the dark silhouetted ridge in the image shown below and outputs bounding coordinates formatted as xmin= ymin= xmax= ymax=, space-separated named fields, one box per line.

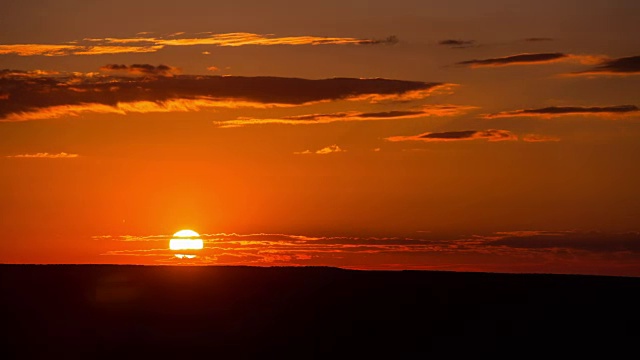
xmin=1 ymin=265 xmax=638 ymax=358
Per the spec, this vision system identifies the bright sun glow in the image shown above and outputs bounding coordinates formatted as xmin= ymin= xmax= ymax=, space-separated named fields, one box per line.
xmin=169 ymin=229 xmax=204 ymax=251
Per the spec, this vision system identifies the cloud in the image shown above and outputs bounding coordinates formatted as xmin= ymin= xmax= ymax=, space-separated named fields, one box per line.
xmin=102 ymin=229 xmax=640 ymax=255
xmin=99 ymin=64 xmax=180 ymax=76
xmin=567 ymin=55 xmax=640 ymax=76
xmin=0 ymin=32 xmax=393 ymax=57
xmin=386 ymin=129 xmax=518 ymax=142
xmin=524 ymin=37 xmax=554 ymax=42
xmin=5 ymin=152 xmax=79 ymax=158
xmin=368 ymin=35 xmax=399 ymax=45
xmin=456 ymin=53 xmax=599 ymax=67
xmin=522 ymin=134 xmax=561 ymax=142
xmin=0 ymin=69 xmax=446 ymax=121
xmin=71 ymin=45 xmax=164 ymax=55
xmin=206 ymin=66 xmax=219 ymax=72
xmin=294 ymin=144 xmax=346 ymax=155
xmin=484 ymin=105 xmax=639 ymax=119
xmin=146 ymin=32 xmax=392 ymax=47
xmin=0 ymin=69 xmax=60 ymax=77
xmin=0 ymin=44 xmax=84 ymax=56
xmin=99 ymin=232 xmax=469 ymax=263
xmin=439 ymin=39 xmax=475 ymax=48
xmin=1 ymin=100 xmax=285 ymax=122
xmin=217 ymin=105 xmax=475 ymax=127
xmin=0 ymin=44 xmax=163 ymax=56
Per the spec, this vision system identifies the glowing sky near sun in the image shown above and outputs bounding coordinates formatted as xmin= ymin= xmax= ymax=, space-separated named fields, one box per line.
xmin=1 ymin=0 xmax=639 ymax=276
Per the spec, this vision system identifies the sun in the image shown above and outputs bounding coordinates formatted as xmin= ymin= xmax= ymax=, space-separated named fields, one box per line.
xmin=169 ymin=229 xmax=204 ymax=258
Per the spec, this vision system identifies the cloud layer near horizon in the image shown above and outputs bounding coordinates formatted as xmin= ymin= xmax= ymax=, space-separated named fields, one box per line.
xmin=0 ymin=68 xmax=447 ymax=121
xmin=96 ymin=230 xmax=640 ymax=273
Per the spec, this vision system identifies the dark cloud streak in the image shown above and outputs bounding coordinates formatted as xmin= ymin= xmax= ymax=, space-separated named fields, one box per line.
xmin=569 ymin=55 xmax=640 ymax=76
xmin=420 ymin=130 xmax=477 ymax=139
xmin=387 ymin=129 xmax=518 ymax=142
xmin=485 ymin=105 xmax=639 ymax=118
xmin=524 ymin=37 xmax=554 ymax=42
xmin=99 ymin=64 xmax=180 ymax=76
xmin=458 ymin=53 xmax=567 ymax=67
xmin=488 ymin=232 xmax=640 ymax=253
xmin=439 ymin=39 xmax=475 ymax=48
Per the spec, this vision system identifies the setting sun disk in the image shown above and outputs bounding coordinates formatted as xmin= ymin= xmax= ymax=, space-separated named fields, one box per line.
xmin=169 ymin=230 xmax=204 ymax=250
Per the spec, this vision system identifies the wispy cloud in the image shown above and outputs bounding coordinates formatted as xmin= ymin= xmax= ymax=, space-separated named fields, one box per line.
xmin=386 ymin=129 xmax=518 ymax=142
xmin=0 ymin=44 xmax=163 ymax=56
xmin=567 ymin=55 xmax=640 ymax=77
xmin=522 ymin=134 xmax=561 ymax=142
xmin=344 ymin=84 xmax=458 ymax=103
xmin=438 ymin=39 xmax=476 ymax=48
xmin=216 ymin=105 xmax=475 ymax=127
xmin=484 ymin=105 xmax=639 ymax=119
xmin=0 ymin=32 xmax=395 ymax=57
xmin=72 ymin=45 xmax=164 ymax=56
xmin=0 ymin=44 xmax=84 ymax=56
xmin=120 ymin=32 xmax=396 ymax=47
xmin=294 ymin=144 xmax=346 ymax=155
xmin=524 ymin=37 xmax=554 ymax=42
xmin=457 ymin=53 xmax=600 ymax=67
xmin=5 ymin=152 xmax=79 ymax=158
xmin=2 ymin=99 xmax=285 ymax=122
xmin=0 ymin=68 xmax=447 ymax=121
xmin=0 ymin=69 xmax=60 ymax=77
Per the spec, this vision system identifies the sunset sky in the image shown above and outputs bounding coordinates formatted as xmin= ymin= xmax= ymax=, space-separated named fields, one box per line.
xmin=2 ymin=0 xmax=639 ymax=276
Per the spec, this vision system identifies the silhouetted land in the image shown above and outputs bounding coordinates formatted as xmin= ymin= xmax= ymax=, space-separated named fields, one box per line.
xmin=1 ymin=265 xmax=639 ymax=358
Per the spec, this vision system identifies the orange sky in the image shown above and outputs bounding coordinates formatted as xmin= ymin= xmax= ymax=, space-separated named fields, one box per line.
xmin=1 ymin=0 xmax=640 ymax=276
